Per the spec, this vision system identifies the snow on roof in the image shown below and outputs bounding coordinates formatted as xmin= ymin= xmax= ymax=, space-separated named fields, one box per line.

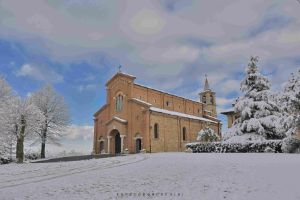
xmin=118 ymin=72 xmax=136 ymax=78
xmin=220 ymin=108 xmax=235 ymax=114
xmin=149 ymin=107 xmax=217 ymax=123
xmin=113 ymin=116 xmax=127 ymax=123
xmin=205 ymin=115 xmax=219 ymax=121
xmin=204 ymin=110 xmax=212 ymax=113
xmin=134 ymin=83 xmax=203 ymax=104
xmin=131 ymin=98 xmax=152 ymax=106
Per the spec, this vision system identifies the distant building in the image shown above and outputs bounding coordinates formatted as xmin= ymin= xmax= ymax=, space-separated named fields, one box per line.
xmin=220 ymin=108 xmax=237 ymax=129
xmin=93 ymin=72 xmax=222 ymax=154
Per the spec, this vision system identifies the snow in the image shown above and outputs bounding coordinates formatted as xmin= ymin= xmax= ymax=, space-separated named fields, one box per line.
xmin=118 ymin=72 xmax=136 ymax=78
xmin=223 ymin=133 xmax=267 ymax=144
xmin=130 ymin=99 xmax=217 ymax=123
xmin=225 ymin=57 xmax=285 ymax=140
xmin=113 ymin=116 xmax=127 ymax=123
xmin=220 ymin=108 xmax=235 ymax=114
xmin=131 ymin=98 xmax=152 ymax=106
xmin=150 ymin=107 xmax=217 ymax=123
xmin=1 ymin=153 xmax=300 ymax=200
xmin=197 ymin=127 xmax=219 ymax=142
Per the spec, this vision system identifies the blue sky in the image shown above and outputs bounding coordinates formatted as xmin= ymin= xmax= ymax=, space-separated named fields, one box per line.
xmin=0 ymin=0 xmax=299 ymax=154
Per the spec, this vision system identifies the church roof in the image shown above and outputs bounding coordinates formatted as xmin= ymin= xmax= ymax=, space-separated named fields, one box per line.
xmin=134 ymin=83 xmax=203 ymax=105
xmin=149 ymin=107 xmax=218 ymax=123
xmin=106 ymin=72 xmax=136 ymax=86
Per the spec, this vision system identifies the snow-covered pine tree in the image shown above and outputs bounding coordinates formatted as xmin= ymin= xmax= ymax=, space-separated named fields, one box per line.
xmin=225 ymin=56 xmax=284 ymax=140
xmin=279 ymin=70 xmax=300 ymax=136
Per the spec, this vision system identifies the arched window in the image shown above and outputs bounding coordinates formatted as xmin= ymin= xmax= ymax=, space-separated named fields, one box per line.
xmin=182 ymin=127 xmax=186 ymax=141
xmin=154 ymin=123 xmax=159 ymax=139
xmin=202 ymin=96 xmax=206 ymax=104
xmin=210 ymin=95 xmax=214 ymax=104
xmin=115 ymin=94 xmax=123 ymax=112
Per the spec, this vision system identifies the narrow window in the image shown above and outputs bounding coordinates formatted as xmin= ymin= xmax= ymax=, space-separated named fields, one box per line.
xmin=166 ymin=101 xmax=169 ymax=106
xmin=182 ymin=127 xmax=186 ymax=141
xmin=210 ymin=95 xmax=214 ymax=104
xmin=154 ymin=123 xmax=159 ymax=139
xmin=116 ymin=94 xmax=123 ymax=112
xmin=203 ymin=96 xmax=206 ymax=104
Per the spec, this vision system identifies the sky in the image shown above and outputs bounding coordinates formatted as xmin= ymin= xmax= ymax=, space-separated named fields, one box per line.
xmin=0 ymin=0 xmax=299 ymax=154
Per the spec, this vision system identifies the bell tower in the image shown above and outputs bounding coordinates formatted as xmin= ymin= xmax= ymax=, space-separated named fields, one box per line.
xmin=199 ymin=75 xmax=217 ymax=117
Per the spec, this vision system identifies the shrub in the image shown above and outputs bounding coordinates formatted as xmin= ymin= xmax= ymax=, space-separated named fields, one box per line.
xmin=0 ymin=156 xmax=12 ymax=165
xmin=25 ymin=152 xmax=40 ymax=160
xmin=186 ymin=140 xmax=282 ymax=153
xmin=281 ymin=137 xmax=300 ymax=153
xmin=197 ymin=127 xmax=220 ymax=142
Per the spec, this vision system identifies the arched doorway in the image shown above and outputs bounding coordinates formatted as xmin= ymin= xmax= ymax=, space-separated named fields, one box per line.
xmin=115 ymin=132 xmax=121 ymax=154
xmin=99 ymin=141 xmax=104 ymax=154
xmin=136 ymin=138 xmax=142 ymax=153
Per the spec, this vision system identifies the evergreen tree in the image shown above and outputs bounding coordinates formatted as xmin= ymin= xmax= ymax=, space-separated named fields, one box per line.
xmin=225 ymin=56 xmax=284 ymax=140
xmin=279 ymin=70 xmax=300 ymax=136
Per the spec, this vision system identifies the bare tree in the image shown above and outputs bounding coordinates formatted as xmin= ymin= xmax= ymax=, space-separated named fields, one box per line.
xmin=2 ymin=97 xmax=44 ymax=163
xmin=30 ymin=85 xmax=70 ymax=158
xmin=0 ymin=76 xmax=16 ymax=159
xmin=0 ymin=76 xmax=14 ymax=102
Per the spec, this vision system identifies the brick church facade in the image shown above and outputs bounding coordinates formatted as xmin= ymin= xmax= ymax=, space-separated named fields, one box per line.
xmin=93 ymin=72 xmax=222 ymax=154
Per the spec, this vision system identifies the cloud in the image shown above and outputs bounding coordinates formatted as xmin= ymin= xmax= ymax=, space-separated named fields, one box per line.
xmin=217 ymin=97 xmax=235 ymax=107
xmin=64 ymin=125 xmax=94 ymax=141
xmin=16 ymin=64 xmax=63 ymax=83
xmin=78 ymin=84 xmax=97 ymax=93
xmin=130 ymin=9 xmax=165 ymax=35
xmin=1 ymin=0 xmax=300 ymax=132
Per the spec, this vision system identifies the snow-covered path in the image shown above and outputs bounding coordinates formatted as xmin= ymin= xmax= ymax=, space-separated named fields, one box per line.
xmin=0 ymin=153 xmax=300 ymax=200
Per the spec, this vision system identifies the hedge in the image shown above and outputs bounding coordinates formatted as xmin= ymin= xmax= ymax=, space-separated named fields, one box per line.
xmin=186 ymin=140 xmax=282 ymax=153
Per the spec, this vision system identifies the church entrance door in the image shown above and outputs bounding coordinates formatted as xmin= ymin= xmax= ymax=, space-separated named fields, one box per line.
xmin=136 ymin=138 xmax=142 ymax=153
xmin=115 ymin=132 xmax=121 ymax=154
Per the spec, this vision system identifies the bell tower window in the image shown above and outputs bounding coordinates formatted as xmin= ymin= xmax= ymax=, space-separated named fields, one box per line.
xmin=210 ymin=94 xmax=214 ymax=104
xmin=202 ymin=96 xmax=206 ymax=104
xmin=116 ymin=94 xmax=123 ymax=112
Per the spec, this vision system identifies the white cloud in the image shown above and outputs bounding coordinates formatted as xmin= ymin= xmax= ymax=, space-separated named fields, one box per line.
xmin=78 ymin=84 xmax=97 ymax=93
xmin=217 ymin=97 xmax=235 ymax=107
xmin=1 ymin=0 xmax=300 ymax=109
xmin=16 ymin=64 xmax=63 ymax=83
xmin=64 ymin=125 xmax=93 ymax=141
xmin=217 ymin=79 xmax=241 ymax=95
xmin=130 ymin=9 xmax=165 ymax=35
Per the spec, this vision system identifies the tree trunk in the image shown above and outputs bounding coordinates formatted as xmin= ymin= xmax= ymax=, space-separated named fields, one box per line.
xmin=16 ymin=116 xmax=26 ymax=163
xmin=40 ymin=130 xmax=46 ymax=158
xmin=16 ymin=136 xmax=24 ymax=163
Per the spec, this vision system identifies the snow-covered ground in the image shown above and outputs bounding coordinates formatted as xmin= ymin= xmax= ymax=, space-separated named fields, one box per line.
xmin=0 ymin=153 xmax=300 ymax=200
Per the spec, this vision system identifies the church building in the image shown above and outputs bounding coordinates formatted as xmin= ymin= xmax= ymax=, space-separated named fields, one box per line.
xmin=93 ymin=72 xmax=222 ymax=154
